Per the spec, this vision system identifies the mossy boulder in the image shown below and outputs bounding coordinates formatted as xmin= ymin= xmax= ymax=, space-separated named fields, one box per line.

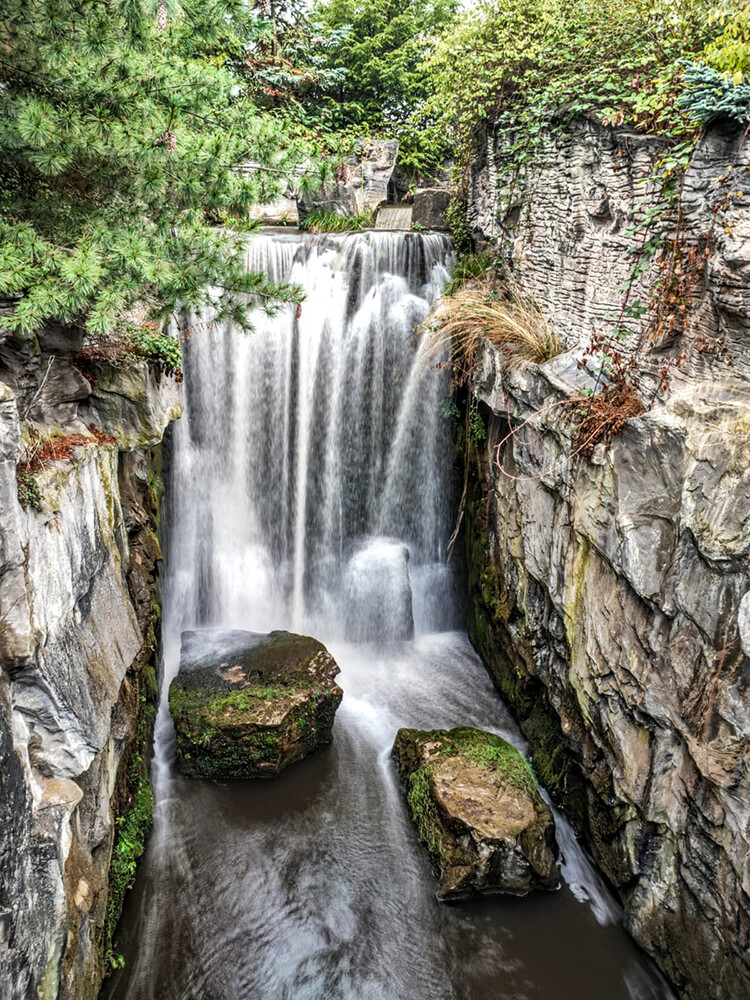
xmin=169 ymin=629 xmax=343 ymax=779
xmin=392 ymin=726 xmax=560 ymax=899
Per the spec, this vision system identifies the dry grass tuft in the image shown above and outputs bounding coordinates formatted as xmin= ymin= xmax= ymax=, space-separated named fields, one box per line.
xmin=424 ymin=280 xmax=564 ymax=374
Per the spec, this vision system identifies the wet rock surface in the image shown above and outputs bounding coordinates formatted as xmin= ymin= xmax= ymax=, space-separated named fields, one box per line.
xmin=412 ymin=188 xmax=451 ymax=231
xmin=0 ymin=317 xmax=180 ymax=1000
xmin=170 ymin=629 xmax=343 ymax=779
xmin=393 ymin=726 xmax=559 ymax=899
xmin=468 ymin=117 xmax=750 ymax=1000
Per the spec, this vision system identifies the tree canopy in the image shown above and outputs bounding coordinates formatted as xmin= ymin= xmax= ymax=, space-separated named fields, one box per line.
xmin=0 ymin=0 xmax=317 ymax=335
xmin=305 ymin=0 xmax=460 ymax=173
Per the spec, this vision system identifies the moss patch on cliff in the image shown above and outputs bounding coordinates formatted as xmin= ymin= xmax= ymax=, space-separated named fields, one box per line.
xmin=462 ymin=417 xmax=588 ymax=827
xmin=103 ymin=694 xmax=156 ymax=969
xmin=406 ymin=766 xmax=447 ymax=874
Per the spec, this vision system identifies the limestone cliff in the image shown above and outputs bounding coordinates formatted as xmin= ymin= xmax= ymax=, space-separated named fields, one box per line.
xmin=465 ymin=117 xmax=750 ymax=999
xmin=0 ymin=322 xmax=182 ymax=1000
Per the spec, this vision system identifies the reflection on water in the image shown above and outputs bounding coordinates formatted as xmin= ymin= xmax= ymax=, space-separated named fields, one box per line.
xmin=105 ymin=635 xmax=673 ymax=1000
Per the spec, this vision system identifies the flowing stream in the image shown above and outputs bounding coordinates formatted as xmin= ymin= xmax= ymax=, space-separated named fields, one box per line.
xmin=104 ymin=230 xmax=674 ymax=1000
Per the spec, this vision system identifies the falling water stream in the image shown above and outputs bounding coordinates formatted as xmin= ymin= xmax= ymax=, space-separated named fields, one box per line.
xmin=104 ymin=230 xmax=674 ymax=1000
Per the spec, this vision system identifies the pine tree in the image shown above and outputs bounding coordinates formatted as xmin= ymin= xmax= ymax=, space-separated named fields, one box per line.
xmin=0 ymin=0 xmax=311 ymax=335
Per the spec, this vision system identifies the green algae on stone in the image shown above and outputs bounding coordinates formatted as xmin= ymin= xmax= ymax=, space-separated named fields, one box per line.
xmin=169 ymin=629 xmax=343 ymax=780
xmin=393 ymin=726 xmax=559 ymax=900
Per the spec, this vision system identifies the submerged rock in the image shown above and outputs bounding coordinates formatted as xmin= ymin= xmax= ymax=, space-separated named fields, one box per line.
xmin=169 ymin=629 xmax=343 ymax=779
xmin=393 ymin=726 xmax=559 ymax=899
xmin=344 ymin=538 xmax=414 ymax=642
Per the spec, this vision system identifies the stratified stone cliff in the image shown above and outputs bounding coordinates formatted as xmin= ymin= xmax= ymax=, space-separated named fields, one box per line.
xmin=0 ymin=321 xmax=182 ymax=1000
xmin=466 ymin=118 xmax=750 ymax=1000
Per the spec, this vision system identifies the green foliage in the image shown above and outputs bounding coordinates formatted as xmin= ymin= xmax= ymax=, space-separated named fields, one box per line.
xmin=469 ymin=396 xmax=486 ymax=444
xmin=298 ymin=209 xmax=374 ymax=232
xmin=306 ymin=0 xmax=460 ymax=175
xmin=703 ymin=3 xmax=750 ymax=75
xmin=444 ymin=252 xmax=496 ymax=296
xmin=679 ymin=61 xmax=750 ymax=122
xmin=16 ymin=468 xmax=43 ymax=511
xmin=444 ymin=196 xmax=473 ymax=256
xmin=104 ymin=699 xmax=156 ymax=968
xmin=0 ymin=0 xmax=312 ymax=335
xmin=414 ymin=0 xmax=742 ymax=181
xmin=129 ymin=325 xmax=183 ymax=378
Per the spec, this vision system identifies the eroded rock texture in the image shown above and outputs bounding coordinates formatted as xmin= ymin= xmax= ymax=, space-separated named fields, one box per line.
xmin=466 ymin=118 xmax=750 ymax=999
xmin=393 ymin=726 xmax=559 ymax=899
xmin=297 ymin=139 xmax=399 ymax=220
xmin=170 ymin=629 xmax=343 ymax=779
xmin=0 ymin=322 xmax=182 ymax=1000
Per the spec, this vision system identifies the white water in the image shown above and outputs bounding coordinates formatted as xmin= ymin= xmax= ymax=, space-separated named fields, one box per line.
xmin=105 ymin=230 xmax=674 ymax=1000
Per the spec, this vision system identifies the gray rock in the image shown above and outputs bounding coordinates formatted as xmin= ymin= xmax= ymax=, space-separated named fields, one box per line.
xmin=739 ymin=592 xmax=750 ymax=659
xmin=393 ymin=726 xmax=560 ymax=899
xmin=466 ymin=115 xmax=750 ymax=1000
xmin=297 ymin=139 xmax=399 ymax=220
xmin=0 ymin=333 xmax=180 ymax=1000
xmin=412 ymin=188 xmax=451 ymax=231
xmin=170 ymin=629 xmax=343 ymax=779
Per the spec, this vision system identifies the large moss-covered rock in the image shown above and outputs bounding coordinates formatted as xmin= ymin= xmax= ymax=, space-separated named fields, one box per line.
xmin=393 ymin=726 xmax=559 ymax=899
xmin=169 ymin=629 xmax=343 ymax=779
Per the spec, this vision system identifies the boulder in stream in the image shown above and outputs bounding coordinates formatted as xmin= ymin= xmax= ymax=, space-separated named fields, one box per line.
xmin=169 ymin=629 xmax=343 ymax=779
xmin=393 ymin=726 xmax=560 ymax=899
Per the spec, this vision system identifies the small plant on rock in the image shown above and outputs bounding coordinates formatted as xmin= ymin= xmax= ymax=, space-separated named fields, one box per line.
xmin=427 ymin=278 xmax=564 ymax=370
xmin=16 ymin=468 xmax=43 ymax=511
xmin=299 ymin=209 xmax=374 ymax=233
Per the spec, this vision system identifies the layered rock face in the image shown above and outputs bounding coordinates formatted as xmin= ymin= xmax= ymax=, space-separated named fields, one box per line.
xmin=466 ymin=118 xmax=750 ymax=998
xmin=170 ymin=630 xmax=343 ymax=779
xmin=297 ymin=139 xmax=399 ymax=220
xmin=0 ymin=323 xmax=182 ymax=1000
xmin=393 ymin=727 xmax=559 ymax=899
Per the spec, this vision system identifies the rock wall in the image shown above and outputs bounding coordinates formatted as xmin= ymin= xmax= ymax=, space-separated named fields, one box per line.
xmin=296 ymin=139 xmax=399 ymax=220
xmin=465 ymin=118 xmax=750 ymax=999
xmin=0 ymin=324 xmax=182 ymax=1000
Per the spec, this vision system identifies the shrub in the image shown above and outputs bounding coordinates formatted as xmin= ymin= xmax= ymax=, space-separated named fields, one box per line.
xmin=75 ymin=324 xmax=182 ymax=383
xmin=427 ymin=278 xmax=564 ymax=370
xmin=299 ymin=209 xmax=374 ymax=233
xmin=16 ymin=468 xmax=43 ymax=511
xmin=444 ymin=252 xmax=497 ymax=296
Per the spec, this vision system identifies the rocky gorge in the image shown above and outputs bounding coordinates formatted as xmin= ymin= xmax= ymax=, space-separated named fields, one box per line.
xmin=0 ymin=322 xmax=182 ymax=1000
xmin=464 ymin=116 xmax=750 ymax=999
xmin=0 ymin=113 xmax=749 ymax=1000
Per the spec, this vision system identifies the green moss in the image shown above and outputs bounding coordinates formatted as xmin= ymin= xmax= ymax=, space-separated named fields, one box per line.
xmin=411 ymin=727 xmax=537 ymax=796
xmin=406 ymin=767 xmax=446 ymax=874
xmin=104 ymin=699 xmax=156 ymax=969
xmin=449 ymin=727 xmax=537 ymax=794
xmin=521 ymin=703 xmax=568 ymax=799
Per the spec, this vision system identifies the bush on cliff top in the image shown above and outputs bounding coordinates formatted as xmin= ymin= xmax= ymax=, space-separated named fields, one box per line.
xmin=412 ymin=0 xmax=750 ymax=173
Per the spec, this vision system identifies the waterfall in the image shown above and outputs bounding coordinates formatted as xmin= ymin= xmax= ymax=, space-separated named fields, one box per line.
xmin=104 ymin=229 xmax=675 ymax=1000
xmin=167 ymin=230 xmax=455 ymax=641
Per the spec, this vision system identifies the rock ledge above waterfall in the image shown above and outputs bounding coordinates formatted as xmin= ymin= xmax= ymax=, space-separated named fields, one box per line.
xmin=393 ymin=726 xmax=560 ymax=899
xmin=169 ymin=629 xmax=343 ymax=779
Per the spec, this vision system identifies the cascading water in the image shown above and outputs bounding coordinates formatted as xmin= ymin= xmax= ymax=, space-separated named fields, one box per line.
xmin=104 ymin=230 xmax=674 ymax=1000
